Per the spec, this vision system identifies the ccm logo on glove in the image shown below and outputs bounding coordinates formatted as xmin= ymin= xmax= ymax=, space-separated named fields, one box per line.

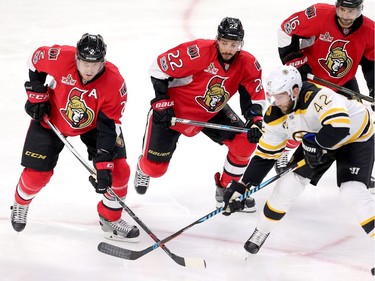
xmin=27 ymin=93 xmax=49 ymax=101
xmin=96 ymin=162 xmax=114 ymax=170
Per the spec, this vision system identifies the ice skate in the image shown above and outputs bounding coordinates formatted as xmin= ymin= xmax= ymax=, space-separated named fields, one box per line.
xmin=99 ymin=215 xmax=140 ymax=242
xmin=244 ymin=228 xmax=270 ymax=254
xmin=134 ymin=156 xmax=150 ymax=195
xmin=10 ymin=201 xmax=29 ymax=232
xmin=214 ymin=172 xmax=256 ymax=212
xmin=274 ymin=150 xmax=290 ymax=174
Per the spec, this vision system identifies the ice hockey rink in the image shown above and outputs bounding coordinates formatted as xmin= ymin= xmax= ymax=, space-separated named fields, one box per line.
xmin=0 ymin=0 xmax=374 ymax=280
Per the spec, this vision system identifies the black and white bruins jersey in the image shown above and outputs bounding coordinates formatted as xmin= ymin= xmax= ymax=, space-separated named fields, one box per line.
xmin=256 ymin=82 xmax=374 ymax=160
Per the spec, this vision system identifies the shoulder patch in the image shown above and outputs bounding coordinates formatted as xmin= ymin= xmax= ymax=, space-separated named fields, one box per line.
xmin=264 ymin=105 xmax=287 ymax=125
xmin=187 ymin=44 xmax=200 ymax=59
xmin=305 ymin=5 xmax=317 ymax=19
xmin=299 ymin=82 xmax=320 ymax=110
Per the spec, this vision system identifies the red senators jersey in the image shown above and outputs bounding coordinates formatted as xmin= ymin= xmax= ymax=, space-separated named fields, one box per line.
xmin=280 ymin=3 xmax=374 ymax=87
xmin=149 ymin=39 xmax=266 ymax=136
xmin=28 ymin=45 xmax=127 ymax=136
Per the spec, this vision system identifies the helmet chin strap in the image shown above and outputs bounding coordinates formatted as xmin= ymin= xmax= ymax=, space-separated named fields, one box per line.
xmin=289 ymin=88 xmax=298 ymax=110
xmin=292 ymin=96 xmax=298 ymax=110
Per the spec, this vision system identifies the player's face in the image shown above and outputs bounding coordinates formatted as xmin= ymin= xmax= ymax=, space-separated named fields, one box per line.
xmin=271 ymin=92 xmax=294 ymax=114
xmin=76 ymin=59 xmax=104 ymax=82
xmin=336 ymin=6 xmax=362 ymax=28
xmin=217 ymin=38 xmax=242 ymax=61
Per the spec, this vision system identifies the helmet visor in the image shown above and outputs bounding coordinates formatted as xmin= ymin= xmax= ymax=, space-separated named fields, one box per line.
xmin=336 ymin=5 xmax=363 ymax=20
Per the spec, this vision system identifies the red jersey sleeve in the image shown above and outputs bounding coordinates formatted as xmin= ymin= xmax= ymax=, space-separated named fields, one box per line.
xmin=154 ymin=39 xmax=215 ymax=78
xmin=99 ymin=63 xmax=127 ymax=125
xmin=237 ymin=52 xmax=265 ymax=105
xmin=280 ymin=4 xmax=334 ymax=38
xmin=27 ymin=45 xmax=76 ymax=77
xmin=362 ymin=16 xmax=375 ymax=61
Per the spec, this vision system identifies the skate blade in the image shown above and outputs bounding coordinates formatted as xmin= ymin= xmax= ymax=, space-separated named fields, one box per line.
xmin=239 ymin=207 xmax=256 ymax=213
xmin=103 ymin=232 xmax=140 ymax=243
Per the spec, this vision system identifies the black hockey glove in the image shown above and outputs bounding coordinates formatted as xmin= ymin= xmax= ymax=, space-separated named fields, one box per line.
xmin=223 ymin=180 xmax=247 ymax=216
xmin=151 ymin=96 xmax=175 ymax=128
xmin=24 ymin=81 xmax=50 ymax=122
xmin=302 ymin=133 xmax=328 ymax=169
xmin=285 ymin=52 xmax=311 ymax=81
xmin=89 ymin=162 xmax=113 ymax=194
xmin=89 ymin=149 xmax=115 ymax=194
xmin=245 ymin=117 xmax=263 ymax=143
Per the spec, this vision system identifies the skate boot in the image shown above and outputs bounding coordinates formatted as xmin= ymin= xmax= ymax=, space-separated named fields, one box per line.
xmin=10 ymin=201 xmax=30 ymax=232
xmin=214 ymin=172 xmax=225 ymax=209
xmin=244 ymin=228 xmax=270 ymax=254
xmin=134 ymin=156 xmax=150 ymax=195
xmin=99 ymin=215 xmax=140 ymax=242
xmin=274 ymin=150 xmax=290 ymax=174
xmin=214 ymin=172 xmax=256 ymax=213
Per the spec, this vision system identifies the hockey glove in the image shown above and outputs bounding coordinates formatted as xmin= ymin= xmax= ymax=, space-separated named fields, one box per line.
xmin=246 ymin=116 xmax=263 ymax=143
xmin=24 ymin=81 xmax=50 ymax=122
xmin=302 ymin=133 xmax=328 ymax=169
xmin=89 ymin=161 xmax=114 ymax=194
xmin=89 ymin=149 xmax=115 ymax=194
xmin=151 ymin=96 xmax=175 ymax=128
xmin=285 ymin=54 xmax=311 ymax=81
xmin=223 ymin=180 xmax=247 ymax=216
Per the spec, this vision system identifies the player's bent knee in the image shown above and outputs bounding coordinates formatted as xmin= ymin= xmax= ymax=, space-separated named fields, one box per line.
xmin=141 ymin=157 xmax=169 ymax=178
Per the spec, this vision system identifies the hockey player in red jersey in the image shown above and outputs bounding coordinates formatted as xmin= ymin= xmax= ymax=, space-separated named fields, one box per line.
xmin=134 ymin=17 xmax=266 ymax=211
xmin=223 ymin=65 xmax=374 ymax=274
xmin=275 ymin=0 xmax=374 ymax=174
xmin=11 ymin=33 xmax=140 ymax=242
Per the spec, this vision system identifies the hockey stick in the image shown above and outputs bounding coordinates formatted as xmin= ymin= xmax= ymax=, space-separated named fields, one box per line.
xmin=307 ymin=73 xmax=375 ymax=105
xmin=43 ymin=116 xmax=206 ymax=269
xmin=171 ymin=117 xmax=249 ymax=133
xmin=98 ymin=159 xmax=306 ymax=262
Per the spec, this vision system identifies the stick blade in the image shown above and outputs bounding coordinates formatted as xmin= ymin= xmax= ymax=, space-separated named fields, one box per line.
xmin=184 ymin=257 xmax=207 ymax=269
xmin=98 ymin=242 xmax=140 ymax=260
xmin=170 ymin=253 xmax=206 ymax=268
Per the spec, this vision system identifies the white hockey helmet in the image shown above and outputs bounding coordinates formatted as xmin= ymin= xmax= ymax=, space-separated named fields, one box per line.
xmin=265 ymin=65 xmax=302 ymax=101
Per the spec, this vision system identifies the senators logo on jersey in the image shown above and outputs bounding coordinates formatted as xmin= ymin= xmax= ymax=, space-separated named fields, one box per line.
xmin=60 ymin=88 xmax=94 ymax=128
xmin=196 ymin=76 xmax=229 ymax=112
xmin=318 ymin=40 xmax=353 ymax=78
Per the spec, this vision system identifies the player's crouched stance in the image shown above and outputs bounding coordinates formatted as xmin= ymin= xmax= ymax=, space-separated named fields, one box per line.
xmin=223 ymin=65 xmax=374 ymax=274
xmin=10 ymin=33 xmax=139 ymax=242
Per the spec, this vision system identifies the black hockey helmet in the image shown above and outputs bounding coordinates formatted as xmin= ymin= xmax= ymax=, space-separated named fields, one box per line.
xmin=76 ymin=33 xmax=107 ymax=62
xmin=335 ymin=0 xmax=363 ymax=8
xmin=217 ymin=17 xmax=244 ymax=41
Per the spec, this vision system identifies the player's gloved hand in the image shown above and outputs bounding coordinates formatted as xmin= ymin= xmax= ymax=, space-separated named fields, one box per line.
xmin=223 ymin=180 xmax=247 ymax=216
xmin=89 ymin=149 xmax=115 ymax=194
xmin=285 ymin=54 xmax=311 ymax=81
xmin=246 ymin=116 xmax=263 ymax=143
xmin=151 ymin=96 xmax=176 ymax=128
xmin=89 ymin=162 xmax=114 ymax=194
xmin=302 ymin=133 xmax=328 ymax=169
xmin=24 ymin=81 xmax=50 ymax=122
